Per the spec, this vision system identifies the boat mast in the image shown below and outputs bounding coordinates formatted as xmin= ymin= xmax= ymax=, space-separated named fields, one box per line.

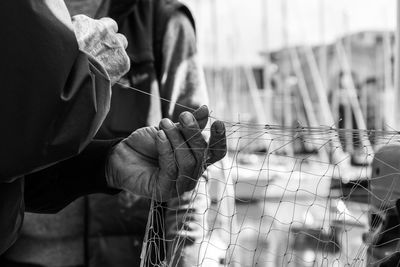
xmin=395 ymin=0 xmax=400 ymax=128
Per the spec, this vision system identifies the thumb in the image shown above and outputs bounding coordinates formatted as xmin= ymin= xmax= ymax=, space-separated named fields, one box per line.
xmin=124 ymin=126 xmax=158 ymax=159
xmin=155 ymin=130 xmax=178 ymax=201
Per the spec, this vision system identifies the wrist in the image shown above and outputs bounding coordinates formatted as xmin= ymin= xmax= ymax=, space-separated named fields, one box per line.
xmin=105 ymin=140 xmax=124 ymax=189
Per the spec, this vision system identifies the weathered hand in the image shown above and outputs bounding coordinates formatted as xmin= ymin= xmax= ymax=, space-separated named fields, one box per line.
xmin=106 ymin=106 xmax=227 ymax=201
xmin=72 ymin=15 xmax=130 ymax=84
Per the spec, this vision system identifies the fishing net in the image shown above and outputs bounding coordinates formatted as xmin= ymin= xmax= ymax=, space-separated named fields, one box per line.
xmin=116 ymin=81 xmax=400 ymax=267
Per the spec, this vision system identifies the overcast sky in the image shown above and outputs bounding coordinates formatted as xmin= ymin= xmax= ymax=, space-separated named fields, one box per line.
xmin=182 ymin=0 xmax=396 ymax=66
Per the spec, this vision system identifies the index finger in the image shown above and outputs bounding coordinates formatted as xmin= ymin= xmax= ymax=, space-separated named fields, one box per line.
xmin=172 ymin=105 xmax=209 ymax=130
xmin=160 ymin=118 xmax=198 ymax=195
xmin=159 ymin=118 xmax=195 ymax=174
xmin=100 ymin=17 xmax=118 ymax=33
xmin=116 ymin=33 xmax=128 ymax=49
xmin=192 ymin=105 xmax=209 ymax=130
xmin=178 ymin=112 xmax=208 ymax=164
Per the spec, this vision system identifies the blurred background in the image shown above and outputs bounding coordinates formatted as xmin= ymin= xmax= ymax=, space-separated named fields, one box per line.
xmin=182 ymin=0 xmax=397 ymax=131
xmin=175 ymin=1 xmax=400 ymax=266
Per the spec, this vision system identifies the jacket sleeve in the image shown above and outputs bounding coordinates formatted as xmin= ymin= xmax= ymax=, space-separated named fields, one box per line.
xmin=0 ymin=179 xmax=24 ymax=255
xmin=0 ymin=0 xmax=111 ymax=182
xmin=158 ymin=11 xmax=209 ymax=122
xmin=24 ymin=140 xmax=121 ymax=214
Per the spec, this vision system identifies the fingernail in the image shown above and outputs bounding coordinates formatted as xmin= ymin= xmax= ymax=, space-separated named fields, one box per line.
xmin=158 ymin=130 xmax=167 ymax=140
xmin=198 ymin=105 xmax=208 ymax=115
xmin=160 ymin=118 xmax=174 ymax=129
xmin=181 ymin=112 xmax=194 ymax=125
xmin=215 ymin=121 xmax=225 ymax=134
xmin=196 ymin=105 xmax=209 ymax=117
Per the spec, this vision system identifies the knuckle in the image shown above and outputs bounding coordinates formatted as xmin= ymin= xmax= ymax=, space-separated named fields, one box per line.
xmin=187 ymin=155 xmax=197 ymax=168
xmin=185 ymin=129 xmax=202 ymax=141
xmin=123 ymin=50 xmax=130 ymax=62
xmin=117 ymin=33 xmax=128 ymax=45
xmin=178 ymin=156 xmax=195 ymax=172
xmin=101 ymin=17 xmax=118 ymax=29
xmin=195 ymin=138 xmax=208 ymax=149
xmin=72 ymin=14 xmax=89 ymax=22
xmin=122 ymin=55 xmax=130 ymax=72
xmin=168 ymin=165 xmax=177 ymax=177
xmin=159 ymin=118 xmax=168 ymax=126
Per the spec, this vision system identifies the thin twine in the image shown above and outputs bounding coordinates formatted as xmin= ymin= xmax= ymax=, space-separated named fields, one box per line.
xmin=116 ymin=81 xmax=400 ymax=136
xmin=116 ymin=81 xmax=197 ymax=112
xmin=115 ymin=81 xmax=400 ymax=266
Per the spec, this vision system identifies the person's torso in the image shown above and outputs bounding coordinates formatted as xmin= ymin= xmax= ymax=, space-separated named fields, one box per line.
xmin=3 ymin=1 xmax=194 ymax=267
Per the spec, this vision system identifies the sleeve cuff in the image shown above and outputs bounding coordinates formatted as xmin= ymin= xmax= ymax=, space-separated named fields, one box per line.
xmin=67 ymin=139 xmax=123 ymax=195
xmin=25 ymin=139 xmax=123 ymax=213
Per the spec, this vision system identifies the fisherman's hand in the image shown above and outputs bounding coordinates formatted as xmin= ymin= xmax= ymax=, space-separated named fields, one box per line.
xmin=105 ymin=106 xmax=227 ymax=201
xmin=72 ymin=15 xmax=130 ymax=84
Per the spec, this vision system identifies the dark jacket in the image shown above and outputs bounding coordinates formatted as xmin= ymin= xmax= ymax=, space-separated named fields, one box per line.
xmin=0 ymin=0 xmax=116 ymax=254
xmin=3 ymin=1 xmax=205 ymax=266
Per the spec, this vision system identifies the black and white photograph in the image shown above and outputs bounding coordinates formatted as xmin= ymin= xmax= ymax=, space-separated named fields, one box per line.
xmin=1 ymin=0 xmax=400 ymax=266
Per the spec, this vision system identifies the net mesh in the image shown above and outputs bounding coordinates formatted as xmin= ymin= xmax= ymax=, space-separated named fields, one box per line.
xmin=136 ymin=122 xmax=400 ymax=266
xmin=116 ymin=83 xmax=400 ymax=267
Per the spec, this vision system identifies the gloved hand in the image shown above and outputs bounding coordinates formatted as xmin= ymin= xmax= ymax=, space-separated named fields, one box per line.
xmin=106 ymin=106 xmax=227 ymax=201
xmin=71 ymin=15 xmax=130 ymax=84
